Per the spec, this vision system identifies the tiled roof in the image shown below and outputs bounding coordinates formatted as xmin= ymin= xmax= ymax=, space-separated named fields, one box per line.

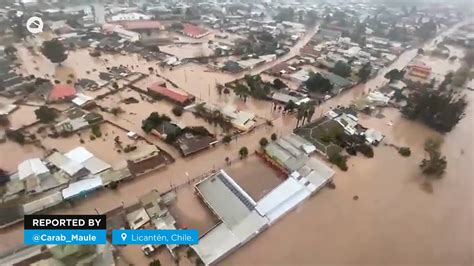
xmin=182 ymin=23 xmax=209 ymax=37
xmin=49 ymin=84 xmax=76 ymax=101
xmin=148 ymin=82 xmax=191 ymax=104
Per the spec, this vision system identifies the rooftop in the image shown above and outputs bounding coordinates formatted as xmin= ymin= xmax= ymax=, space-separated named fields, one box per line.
xmin=195 ymin=170 xmax=256 ymax=228
xmin=49 ymin=84 xmax=77 ymax=101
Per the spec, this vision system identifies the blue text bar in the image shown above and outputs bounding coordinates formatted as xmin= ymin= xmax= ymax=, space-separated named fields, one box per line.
xmin=24 ymin=230 xmax=106 ymax=245
xmin=112 ymin=229 xmax=199 ymax=245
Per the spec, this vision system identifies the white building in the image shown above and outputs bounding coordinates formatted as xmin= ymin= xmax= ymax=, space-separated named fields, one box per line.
xmin=109 ymin=12 xmax=152 ymax=22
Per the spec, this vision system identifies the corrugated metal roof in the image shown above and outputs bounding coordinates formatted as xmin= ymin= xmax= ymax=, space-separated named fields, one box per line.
xmin=65 ymin=147 xmax=94 ymax=163
xmin=46 ymin=152 xmax=85 ymax=177
xmin=18 ymin=159 xmax=49 ymax=180
xmin=82 ymin=157 xmax=111 ymax=175
xmin=62 ymin=176 xmax=102 ymax=199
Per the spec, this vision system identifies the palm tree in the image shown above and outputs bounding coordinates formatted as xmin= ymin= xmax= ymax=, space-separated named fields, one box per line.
xmin=307 ymin=105 xmax=316 ymax=124
xmin=296 ymin=105 xmax=305 ymax=128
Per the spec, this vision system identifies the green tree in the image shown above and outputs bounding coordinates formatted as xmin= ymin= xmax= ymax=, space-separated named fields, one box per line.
xmin=402 ymin=89 xmax=467 ymax=132
xmin=329 ymin=152 xmax=348 ymax=171
xmin=284 ymin=100 xmax=298 ymax=112
xmin=259 ymin=137 xmax=269 ymax=147
xmin=35 ymin=106 xmax=58 ymax=123
xmin=149 ymin=259 xmax=161 ymax=266
xmin=239 ymin=147 xmax=249 ymax=159
xmin=305 ymin=72 xmax=333 ymax=93
xmin=358 ymin=63 xmax=372 ymax=82
xmin=306 ymin=105 xmax=316 ymax=123
xmin=216 ymin=83 xmax=224 ymax=95
xmin=7 ymin=11 xmax=26 ymax=39
xmin=234 ymin=84 xmax=250 ymax=102
xmin=384 ymin=69 xmax=404 ymax=82
xmin=172 ymin=106 xmax=184 ymax=117
xmin=222 ymin=135 xmax=232 ymax=144
xmin=271 ymin=133 xmax=277 ymax=141
xmin=274 ymin=7 xmax=295 ymax=21
xmin=420 ymin=138 xmax=447 ymax=177
xmin=41 ymin=39 xmax=68 ymax=65
xmin=332 ymin=61 xmax=351 ymax=78
xmin=399 ymin=147 xmax=411 ymax=157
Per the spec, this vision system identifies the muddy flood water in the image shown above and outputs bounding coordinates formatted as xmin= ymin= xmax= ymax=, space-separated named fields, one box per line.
xmin=0 ymin=23 xmax=472 ymax=265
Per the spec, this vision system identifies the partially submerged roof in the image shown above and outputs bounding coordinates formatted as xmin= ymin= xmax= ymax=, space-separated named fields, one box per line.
xmin=196 ymin=170 xmax=256 ymax=227
xmin=148 ymin=82 xmax=193 ymax=104
xmin=18 ymin=159 xmax=49 ymax=180
xmin=49 ymin=84 xmax=77 ymax=101
xmin=62 ymin=176 xmax=103 ymax=199
xmin=65 ymin=147 xmax=111 ymax=174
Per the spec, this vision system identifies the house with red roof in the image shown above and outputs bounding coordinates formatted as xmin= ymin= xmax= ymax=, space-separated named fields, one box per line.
xmin=48 ymin=84 xmax=77 ymax=102
xmin=181 ymin=23 xmax=210 ymax=39
xmin=407 ymin=62 xmax=432 ymax=80
xmin=147 ymin=82 xmax=195 ymax=105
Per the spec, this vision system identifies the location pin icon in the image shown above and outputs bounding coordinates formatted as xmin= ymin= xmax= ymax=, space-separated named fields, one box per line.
xmin=121 ymin=232 xmax=127 ymax=241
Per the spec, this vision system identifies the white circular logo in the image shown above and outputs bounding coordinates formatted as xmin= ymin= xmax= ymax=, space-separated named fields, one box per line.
xmin=26 ymin=16 xmax=44 ymax=34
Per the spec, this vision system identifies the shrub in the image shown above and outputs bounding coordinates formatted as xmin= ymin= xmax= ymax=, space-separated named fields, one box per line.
xmin=259 ymin=137 xmax=269 ymax=147
xmin=172 ymin=106 xmax=184 ymax=117
xmin=90 ymin=135 xmax=96 ymax=141
xmin=271 ymin=133 xmax=277 ymax=141
xmin=91 ymin=125 xmax=102 ymax=138
xmin=358 ymin=144 xmax=374 ymax=158
xmin=239 ymin=147 xmax=249 ymax=159
xmin=222 ymin=135 xmax=232 ymax=144
xmin=399 ymin=147 xmax=411 ymax=157
xmin=329 ymin=153 xmax=348 ymax=171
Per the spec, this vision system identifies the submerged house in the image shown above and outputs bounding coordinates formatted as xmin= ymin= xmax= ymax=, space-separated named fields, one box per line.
xmin=147 ymin=81 xmax=195 ymax=106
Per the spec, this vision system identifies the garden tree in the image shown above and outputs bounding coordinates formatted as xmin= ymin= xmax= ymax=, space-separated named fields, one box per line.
xmin=416 ymin=20 xmax=438 ymax=40
xmin=233 ymin=84 xmax=250 ymax=102
xmin=332 ymin=61 xmax=351 ymax=78
xmin=91 ymin=124 xmax=102 ymax=138
xmin=259 ymin=137 xmax=269 ymax=147
xmin=417 ymin=48 xmax=424 ymax=55
xmin=402 ymin=88 xmax=467 ymax=132
xmin=306 ymin=105 xmax=316 ymax=123
xmin=420 ymin=138 xmax=447 ymax=177
xmin=110 ymin=107 xmax=124 ymax=116
xmin=149 ymin=259 xmax=161 ymax=266
xmin=304 ymin=72 xmax=333 ymax=93
xmin=284 ymin=100 xmax=298 ymax=112
xmin=35 ymin=106 xmax=58 ymax=123
xmin=358 ymin=62 xmax=372 ymax=82
xmin=41 ymin=39 xmax=68 ymax=65
xmin=141 ymin=112 xmax=171 ymax=133
xmin=358 ymin=143 xmax=374 ymax=158
xmin=399 ymin=147 xmax=411 ymax=157
xmin=0 ymin=115 xmax=10 ymax=126
xmin=271 ymin=133 xmax=277 ymax=141
xmin=239 ymin=147 xmax=249 ymax=159
xmin=222 ymin=135 xmax=232 ymax=144
xmin=5 ymin=129 xmax=25 ymax=144
xmin=4 ymin=45 xmax=17 ymax=57
xmin=329 ymin=152 xmax=348 ymax=171
xmin=172 ymin=106 xmax=184 ymax=116
xmin=216 ymin=83 xmax=224 ymax=95
xmin=273 ymin=78 xmax=287 ymax=90
xmin=274 ymin=7 xmax=295 ymax=22
xmin=296 ymin=105 xmax=305 ymax=128
xmin=244 ymin=74 xmax=272 ymax=99
xmin=223 ymin=87 xmax=230 ymax=95
xmin=384 ymin=69 xmax=405 ymax=82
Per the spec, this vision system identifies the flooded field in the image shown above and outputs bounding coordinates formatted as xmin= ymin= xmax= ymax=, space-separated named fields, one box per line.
xmin=4 ymin=105 xmax=38 ymax=130
xmin=224 ymin=155 xmax=284 ymax=201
